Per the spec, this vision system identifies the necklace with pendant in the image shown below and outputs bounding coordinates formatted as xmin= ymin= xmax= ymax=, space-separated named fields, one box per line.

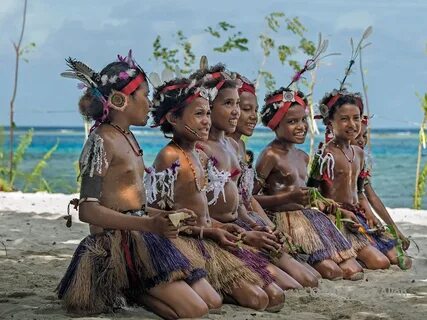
xmin=108 ymin=122 xmax=143 ymax=157
xmin=171 ymin=140 xmax=208 ymax=192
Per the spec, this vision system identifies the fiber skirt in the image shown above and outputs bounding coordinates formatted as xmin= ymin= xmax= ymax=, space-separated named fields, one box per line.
xmin=56 ymin=230 xmax=204 ymax=314
xmin=273 ymin=208 xmax=356 ymax=264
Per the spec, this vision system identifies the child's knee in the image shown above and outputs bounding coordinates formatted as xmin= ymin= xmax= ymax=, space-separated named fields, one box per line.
xmin=266 ymin=284 xmax=285 ymax=305
xmin=176 ymin=300 xmax=209 ymax=319
xmin=246 ymin=288 xmax=269 ymax=311
xmin=367 ymin=254 xmax=390 ymax=270
xmin=206 ymin=292 xmax=222 ymax=310
xmin=322 ymin=265 xmax=343 ymax=280
xmin=300 ymin=273 xmax=319 ymax=288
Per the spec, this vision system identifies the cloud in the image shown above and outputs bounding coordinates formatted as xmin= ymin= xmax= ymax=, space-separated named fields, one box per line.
xmin=335 ymin=11 xmax=374 ymax=31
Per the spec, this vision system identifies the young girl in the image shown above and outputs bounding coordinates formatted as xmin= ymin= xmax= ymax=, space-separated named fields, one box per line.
xmin=149 ymin=76 xmax=284 ymax=311
xmin=351 ymin=116 xmax=411 ymax=268
xmin=309 ymin=89 xmax=399 ymax=270
xmin=190 ymin=64 xmax=314 ymax=290
xmin=227 ymin=75 xmax=322 ymax=285
xmin=254 ymin=84 xmax=364 ymax=280
xmin=56 ymin=53 xmax=213 ymax=319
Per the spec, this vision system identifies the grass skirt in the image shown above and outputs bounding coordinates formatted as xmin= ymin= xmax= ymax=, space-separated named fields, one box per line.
xmin=341 ymin=204 xmax=396 ymax=254
xmin=273 ymin=209 xmax=356 ymax=264
xmin=56 ymin=230 xmax=202 ymax=314
xmin=302 ymin=209 xmax=356 ymax=263
xmin=173 ymin=237 xmax=264 ymax=294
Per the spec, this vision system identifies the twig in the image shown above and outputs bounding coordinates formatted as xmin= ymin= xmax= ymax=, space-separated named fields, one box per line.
xmin=9 ymin=0 xmax=28 ymax=185
xmin=0 ymin=240 xmax=8 ymax=257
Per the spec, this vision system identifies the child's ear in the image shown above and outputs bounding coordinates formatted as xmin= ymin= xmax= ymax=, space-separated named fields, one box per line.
xmin=165 ymin=112 xmax=178 ymax=127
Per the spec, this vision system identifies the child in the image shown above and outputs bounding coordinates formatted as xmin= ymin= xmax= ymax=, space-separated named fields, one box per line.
xmin=351 ymin=116 xmax=411 ymax=268
xmin=309 ymin=89 xmax=400 ymax=270
xmin=149 ymin=76 xmax=284 ymax=311
xmin=56 ymin=52 xmax=212 ymax=319
xmin=190 ymin=63 xmax=315 ymax=290
xmin=254 ymin=83 xmax=364 ymax=280
xmin=227 ymin=74 xmax=322 ymax=285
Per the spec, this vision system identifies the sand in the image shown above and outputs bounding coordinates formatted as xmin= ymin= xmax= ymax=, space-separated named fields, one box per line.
xmin=1 ymin=191 xmax=426 ymax=320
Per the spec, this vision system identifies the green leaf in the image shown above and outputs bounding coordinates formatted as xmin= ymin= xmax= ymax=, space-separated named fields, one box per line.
xmin=23 ymin=139 xmax=59 ymax=192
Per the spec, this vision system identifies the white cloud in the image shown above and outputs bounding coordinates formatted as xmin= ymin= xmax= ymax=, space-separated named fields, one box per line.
xmin=335 ymin=11 xmax=374 ymax=31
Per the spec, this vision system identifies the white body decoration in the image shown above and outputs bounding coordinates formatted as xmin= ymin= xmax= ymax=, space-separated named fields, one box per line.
xmin=144 ymin=161 xmax=180 ymax=209
xmin=238 ymin=161 xmax=255 ymax=206
xmin=206 ymin=158 xmax=230 ymax=205
xmin=79 ymin=133 xmax=109 ymax=177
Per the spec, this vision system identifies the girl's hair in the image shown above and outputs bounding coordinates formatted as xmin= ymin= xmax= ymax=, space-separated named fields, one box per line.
xmin=260 ymin=87 xmax=307 ymax=127
xmin=151 ymin=78 xmax=199 ymax=135
xmin=319 ymin=91 xmax=363 ymax=125
xmin=78 ymin=61 xmax=145 ymax=122
xmin=189 ymin=63 xmax=239 ymax=92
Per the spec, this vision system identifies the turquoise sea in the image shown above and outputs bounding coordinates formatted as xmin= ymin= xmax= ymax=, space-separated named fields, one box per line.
xmin=1 ymin=126 xmax=424 ymax=209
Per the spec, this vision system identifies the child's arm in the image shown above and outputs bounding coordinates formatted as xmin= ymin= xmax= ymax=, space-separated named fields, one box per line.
xmin=78 ymin=133 xmax=173 ymax=235
xmin=365 ymin=182 xmax=409 ymax=249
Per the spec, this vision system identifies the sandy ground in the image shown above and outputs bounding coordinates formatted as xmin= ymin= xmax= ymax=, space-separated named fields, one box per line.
xmin=1 ymin=192 xmax=427 ymax=320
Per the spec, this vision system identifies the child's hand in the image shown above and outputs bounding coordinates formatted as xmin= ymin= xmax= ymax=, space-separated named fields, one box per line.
xmin=340 ymin=208 xmax=362 ymax=231
xmin=291 ymin=187 xmax=310 ymax=206
xmin=398 ymin=231 xmax=410 ymax=250
xmin=243 ymin=231 xmax=281 ymax=252
xmin=209 ymin=228 xmax=239 ymax=250
xmin=220 ymin=223 xmax=245 ymax=235
xmin=147 ymin=212 xmax=179 ymax=238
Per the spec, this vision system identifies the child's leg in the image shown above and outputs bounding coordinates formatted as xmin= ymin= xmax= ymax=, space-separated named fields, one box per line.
xmin=301 ymin=262 xmax=322 ymax=279
xmin=274 ymin=253 xmax=319 ymax=288
xmin=190 ymin=278 xmax=223 ymax=310
xmin=313 ymin=259 xmax=344 ymax=280
xmin=230 ymin=282 xmax=269 ymax=311
xmin=338 ymin=257 xmax=364 ymax=280
xmin=266 ymin=262 xmax=302 ymax=290
xmin=357 ymin=245 xmax=391 ymax=270
xmin=263 ymin=282 xmax=285 ymax=312
xmin=148 ymin=281 xmax=209 ymax=319
xmin=139 ymin=295 xmax=179 ymax=320
xmin=385 ymin=247 xmax=412 ymax=269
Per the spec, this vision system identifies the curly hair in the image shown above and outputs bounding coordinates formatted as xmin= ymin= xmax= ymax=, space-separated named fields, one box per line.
xmin=319 ymin=90 xmax=363 ymax=125
xmin=260 ymin=87 xmax=307 ymax=127
xmin=78 ymin=61 xmax=146 ymax=122
xmin=189 ymin=63 xmax=239 ymax=93
xmin=151 ymin=77 xmax=200 ymax=135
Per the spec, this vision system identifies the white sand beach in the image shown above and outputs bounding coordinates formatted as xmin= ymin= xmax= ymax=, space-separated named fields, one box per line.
xmin=1 ymin=191 xmax=426 ymax=320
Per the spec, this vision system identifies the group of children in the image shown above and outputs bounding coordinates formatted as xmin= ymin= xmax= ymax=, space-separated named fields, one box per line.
xmin=56 ymin=50 xmax=411 ymax=319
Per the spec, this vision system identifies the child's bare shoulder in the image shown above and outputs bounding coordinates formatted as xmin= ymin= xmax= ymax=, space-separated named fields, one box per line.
xmin=196 ymin=141 xmax=213 ymax=156
xmin=154 ymin=145 xmax=180 ymax=170
xmin=296 ymin=148 xmax=309 ymax=163
xmin=258 ymin=144 xmax=279 ymax=162
xmin=226 ymin=137 xmax=240 ymax=153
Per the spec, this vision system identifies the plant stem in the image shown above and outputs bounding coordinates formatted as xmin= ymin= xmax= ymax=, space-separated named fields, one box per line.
xmin=9 ymin=0 xmax=28 ymax=185
xmin=414 ymin=115 xmax=427 ymax=209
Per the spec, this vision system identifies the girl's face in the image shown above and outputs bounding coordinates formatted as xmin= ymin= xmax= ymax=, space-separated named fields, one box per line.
xmin=127 ymin=81 xmax=151 ymax=126
xmin=330 ymin=103 xmax=361 ymax=141
xmin=236 ymin=91 xmax=258 ymax=136
xmin=352 ymin=123 xmax=368 ymax=148
xmin=173 ymin=97 xmax=211 ymax=141
xmin=275 ymin=104 xmax=308 ymax=144
xmin=210 ymin=88 xmax=240 ymax=133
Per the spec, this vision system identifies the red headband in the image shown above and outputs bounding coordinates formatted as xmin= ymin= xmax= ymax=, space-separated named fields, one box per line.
xmin=153 ymin=87 xmax=209 ymax=127
xmin=266 ymin=91 xmax=306 ymax=130
xmin=326 ymin=94 xmax=363 ymax=112
xmin=239 ymin=82 xmax=256 ymax=95
xmin=121 ymin=73 xmax=145 ymax=95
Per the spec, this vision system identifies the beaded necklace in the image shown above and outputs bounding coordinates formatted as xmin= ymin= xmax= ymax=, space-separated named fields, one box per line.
xmin=108 ymin=122 xmax=143 ymax=157
xmin=171 ymin=140 xmax=208 ymax=192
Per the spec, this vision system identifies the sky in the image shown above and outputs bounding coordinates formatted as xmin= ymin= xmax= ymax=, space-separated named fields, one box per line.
xmin=0 ymin=0 xmax=426 ymax=128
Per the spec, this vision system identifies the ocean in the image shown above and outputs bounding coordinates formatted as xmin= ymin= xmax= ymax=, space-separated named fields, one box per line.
xmin=0 ymin=126 xmax=424 ymax=209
